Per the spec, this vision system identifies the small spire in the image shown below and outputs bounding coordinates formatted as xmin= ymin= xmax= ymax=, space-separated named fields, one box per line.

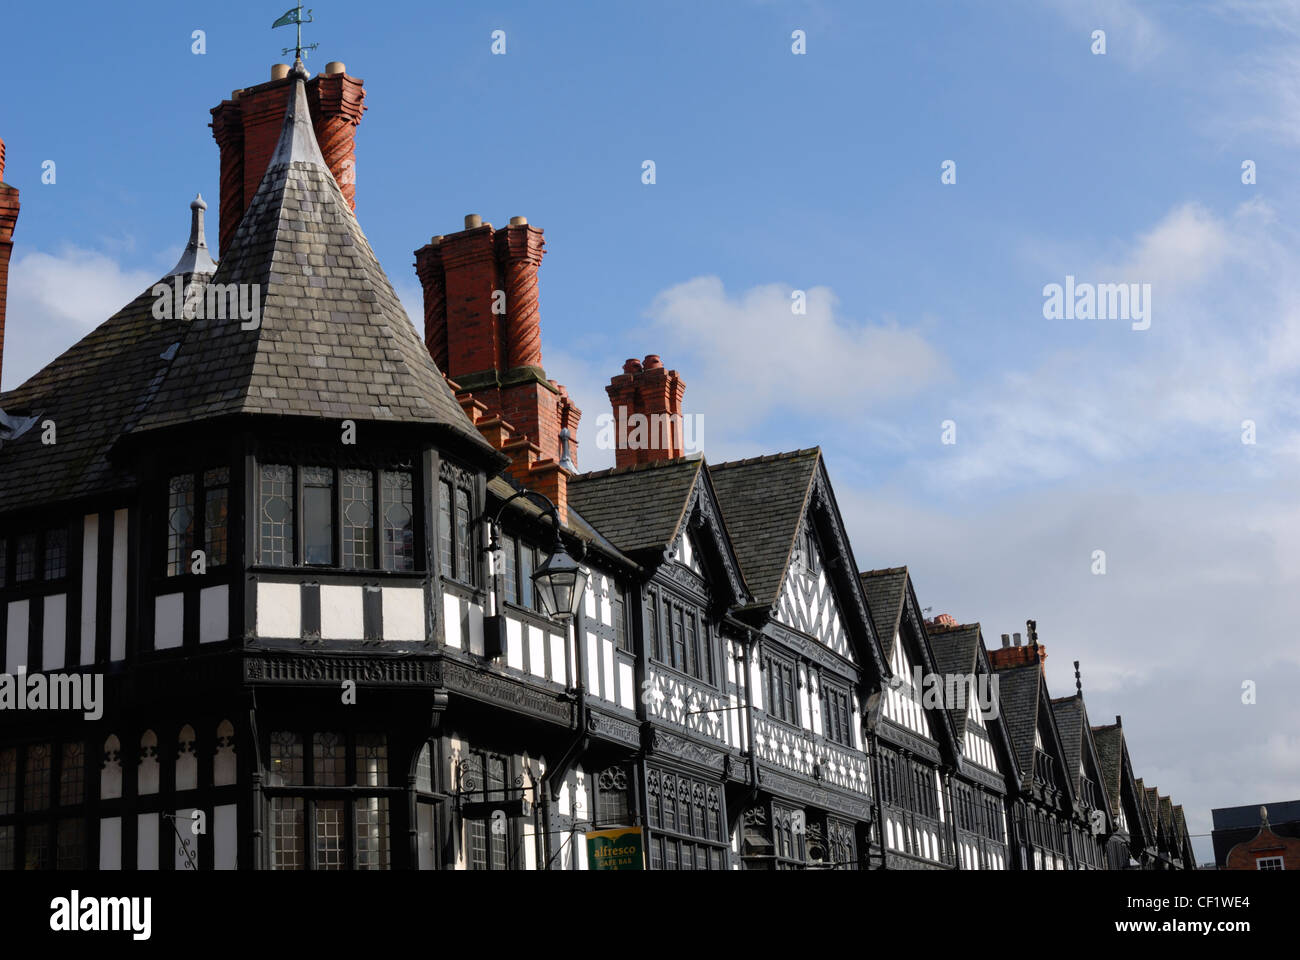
xmin=166 ymin=192 xmax=218 ymax=277
xmin=268 ymin=74 xmax=329 ymax=170
xmin=1074 ymin=659 xmax=1082 ymax=696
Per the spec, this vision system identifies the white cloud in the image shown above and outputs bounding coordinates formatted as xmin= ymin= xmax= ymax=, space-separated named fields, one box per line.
xmin=2 ymin=245 xmax=157 ymax=391
xmin=927 ymin=199 xmax=1300 ymax=490
xmin=645 ymin=276 xmax=946 ymax=434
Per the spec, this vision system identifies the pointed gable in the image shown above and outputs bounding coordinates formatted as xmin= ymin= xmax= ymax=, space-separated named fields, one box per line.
xmin=992 ymin=662 xmax=1041 ymax=784
xmin=709 ymin=449 xmax=885 ymax=675
xmin=131 ymin=75 xmax=490 ymax=454
xmin=568 ymin=455 xmax=748 ymax=604
xmin=775 ymin=514 xmax=852 ymax=661
xmin=707 ymin=449 xmax=818 ymax=606
xmin=1091 ymin=723 xmax=1125 ymax=815
xmin=859 ymin=567 xmax=907 ymax=661
xmin=1050 ymin=696 xmax=1084 ymax=793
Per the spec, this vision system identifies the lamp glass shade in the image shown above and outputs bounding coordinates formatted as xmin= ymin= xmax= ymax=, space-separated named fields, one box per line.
xmin=531 ymin=544 xmax=588 ymax=621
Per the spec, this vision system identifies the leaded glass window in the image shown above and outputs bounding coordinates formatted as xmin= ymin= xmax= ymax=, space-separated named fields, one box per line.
xmin=167 ymin=475 xmax=195 ymax=576
xmin=43 ymin=528 xmax=67 ymax=580
xmin=259 ymin=465 xmax=294 ymax=566
xmin=355 ymin=734 xmax=387 ymax=787
xmin=356 ymin=798 xmax=389 ymax=870
xmin=342 ymin=469 xmax=374 ymax=569
xmin=438 ymin=481 xmax=453 ymax=574
xmin=0 ymin=748 xmax=15 ymax=815
xmin=455 ymin=487 xmax=471 ymax=580
xmin=302 ymin=466 xmax=334 ymax=565
xmin=204 ymin=467 xmax=229 ymax=566
xmin=271 ymin=797 xmax=304 ymax=870
xmin=15 ymin=534 xmax=36 ymax=583
xmin=59 ymin=742 xmax=83 ymax=806
xmin=312 ymin=732 xmax=345 ymax=787
xmin=502 ymin=535 xmax=518 ymax=604
xmin=315 ymin=800 xmax=345 ymax=870
xmin=56 ymin=819 xmax=84 ymax=870
xmin=268 ymin=731 xmax=304 ymax=787
xmin=381 ymin=471 xmax=413 ymax=571
xmin=24 ymin=743 xmax=51 ymax=812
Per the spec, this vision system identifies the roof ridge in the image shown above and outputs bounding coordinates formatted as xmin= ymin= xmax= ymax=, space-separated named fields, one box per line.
xmin=860 ymin=565 xmax=907 ymax=577
xmin=569 ymin=453 xmax=702 ymax=482
xmin=707 ymin=446 xmax=821 ymax=470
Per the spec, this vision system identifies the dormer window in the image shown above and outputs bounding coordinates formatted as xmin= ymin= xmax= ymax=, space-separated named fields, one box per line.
xmin=258 ymin=463 xmax=415 ymax=572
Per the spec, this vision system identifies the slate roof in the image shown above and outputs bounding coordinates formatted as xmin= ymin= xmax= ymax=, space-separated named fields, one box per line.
xmin=1173 ymin=805 xmax=1188 ymax=844
xmin=1159 ymin=794 xmax=1175 ymax=838
xmin=992 ymin=661 xmax=1042 ymax=786
xmin=707 ymin=448 xmax=819 ymax=606
xmin=486 ymin=474 xmax=636 ymax=571
xmin=1091 ymin=723 xmax=1125 ymax=813
xmin=859 ymin=567 xmax=907 ymax=659
xmin=0 ymin=286 xmax=190 ymax=514
xmin=927 ymin=622 xmax=982 ymax=740
xmin=131 ymin=76 xmax=490 ymax=452
xmin=0 ymin=73 xmax=491 ymax=517
xmin=1050 ymin=695 xmax=1085 ymax=794
xmin=567 ymin=456 xmax=703 ymax=557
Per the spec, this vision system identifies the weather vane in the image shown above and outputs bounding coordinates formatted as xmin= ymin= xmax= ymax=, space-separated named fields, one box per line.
xmin=273 ymin=3 xmax=317 ymax=63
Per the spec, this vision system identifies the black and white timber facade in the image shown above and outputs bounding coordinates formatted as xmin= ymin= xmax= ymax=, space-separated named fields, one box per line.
xmin=0 ymin=62 xmax=1195 ymax=872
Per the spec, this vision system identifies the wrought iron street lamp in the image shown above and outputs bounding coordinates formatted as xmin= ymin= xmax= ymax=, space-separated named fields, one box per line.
xmin=486 ymin=489 xmax=588 ymax=623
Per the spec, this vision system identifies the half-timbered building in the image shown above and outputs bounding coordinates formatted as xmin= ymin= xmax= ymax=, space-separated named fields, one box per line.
xmin=988 ymin=631 xmax=1079 ymax=869
xmin=858 ymin=568 xmax=957 ymax=868
xmin=0 ymin=53 xmax=1195 ymax=872
xmin=1092 ymin=717 xmax=1152 ymax=868
xmin=1049 ymin=684 xmax=1114 ymax=870
xmin=926 ymin=619 xmax=1016 ymax=870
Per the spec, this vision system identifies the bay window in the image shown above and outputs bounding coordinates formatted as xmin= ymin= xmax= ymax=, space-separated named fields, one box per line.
xmin=257 ymin=463 xmax=415 ymax=572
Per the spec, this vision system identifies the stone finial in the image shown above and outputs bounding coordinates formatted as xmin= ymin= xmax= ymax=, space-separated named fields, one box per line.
xmin=166 ymin=192 xmax=219 ymax=277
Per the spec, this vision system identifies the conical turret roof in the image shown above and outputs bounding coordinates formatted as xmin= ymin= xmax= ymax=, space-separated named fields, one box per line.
xmin=133 ymin=72 xmax=492 ymax=453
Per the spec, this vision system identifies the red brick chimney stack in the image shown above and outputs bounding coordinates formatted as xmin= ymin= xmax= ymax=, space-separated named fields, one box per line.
xmin=414 ymin=215 xmax=582 ymax=521
xmin=987 ymin=621 xmax=1048 ymax=672
xmin=606 ymin=355 xmax=687 ymax=469
xmin=210 ymin=61 xmax=365 ymax=257
xmin=0 ymin=137 xmax=19 ymax=388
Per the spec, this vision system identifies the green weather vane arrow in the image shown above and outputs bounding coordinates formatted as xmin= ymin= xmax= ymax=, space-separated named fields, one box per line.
xmin=273 ymin=3 xmax=317 ymax=62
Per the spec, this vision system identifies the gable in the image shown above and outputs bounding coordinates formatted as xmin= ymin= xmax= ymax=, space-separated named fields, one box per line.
xmin=882 ymin=631 xmax=930 ymax=737
xmin=775 ymin=519 xmax=852 ymax=662
xmin=962 ymin=693 xmax=1001 ymax=773
xmin=671 ymin=530 xmax=704 ymax=577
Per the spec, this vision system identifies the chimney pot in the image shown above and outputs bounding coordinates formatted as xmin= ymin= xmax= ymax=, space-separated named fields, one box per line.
xmin=1012 ymin=632 xmax=1022 ymax=646
xmin=464 ymin=214 xmax=482 ymax=229
xmin=643 ymin=354 xmax=663 ymax=369
xmin=1001 ymin=634 xmax=1010 ymax=647
xmin=325 ymin=61 xmax=346 ymax=76
xmin=271 ymin=63 xmax=291 ymax=80
xmin=509 ymin=216 xmax=528 ymax=225
xmin=623 ymin=358 xmax=642 ymax=374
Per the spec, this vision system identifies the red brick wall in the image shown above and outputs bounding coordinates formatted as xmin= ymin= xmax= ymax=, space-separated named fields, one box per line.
xmin=1225 ymin=825 xmax=1300 ymax=870
xmin=0 ymin=138 xmax=19 ymax=387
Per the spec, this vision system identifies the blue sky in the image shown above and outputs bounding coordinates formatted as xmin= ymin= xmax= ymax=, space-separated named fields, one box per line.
xmin=4 ymin=0 xmax=1300 ymax=861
